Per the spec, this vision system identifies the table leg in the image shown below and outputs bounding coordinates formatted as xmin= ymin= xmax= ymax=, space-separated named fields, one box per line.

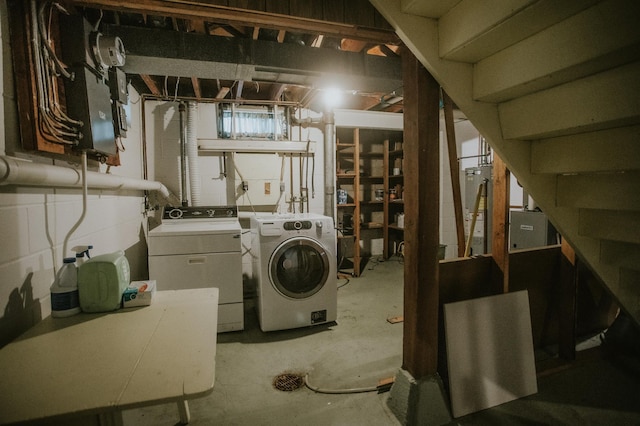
xmin=177 ymin=400 xmax=191 ymax=424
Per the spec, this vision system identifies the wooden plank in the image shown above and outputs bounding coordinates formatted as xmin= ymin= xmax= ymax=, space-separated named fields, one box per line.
xmin=491 ymin=154 xmax=510 ymax=292
xmin=558 ymin=239 xmax=577 ymax=361
xmin=69 ymin=0 xmax=399 ymax=44
xmin=499 ymin=61 xmax=640 ymax=140
xmin=442 ymin=90 xmax=465 ymax=257
xmin=579 ymin=209 xmax=640 ymax=244
xmin=440 ymin=0 xmax=598 ymax=62
xmin=191 ymin=77 xmax=202 ymax=99
xmin=344 ymin=0 xmax=375 ymax=27
xmin=353 ymin=128 xmax=361 ymax=276
xmin=557 ymin=172 xmax=640 ymax=211
xmin=290 ymin=0 xmax=323 ymax=19
xmin=141 ymin=74 xmax=161 ymax=96
xmin=7 ymin=0 xmax=65 ymax=154
xmin=401 ymin=48 xmax=440 ymax=379
xmin=508 ymin=246 xmax=562 ymax=348
xmin=531 ymin=125 xmax=640 ymax=174
xmin=474 ymin=0 xmax=638 ymax=102
xmin=323 ymin=0 xmax=344 ymax=22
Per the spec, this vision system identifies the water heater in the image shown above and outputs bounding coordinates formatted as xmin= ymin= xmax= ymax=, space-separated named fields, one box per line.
xmin=464 ymin=166 xmax=493 ymax=255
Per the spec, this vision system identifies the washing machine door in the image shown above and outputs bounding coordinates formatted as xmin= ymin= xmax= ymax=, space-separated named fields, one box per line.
xmin=269 ymin=236 xmax=330 ymax=299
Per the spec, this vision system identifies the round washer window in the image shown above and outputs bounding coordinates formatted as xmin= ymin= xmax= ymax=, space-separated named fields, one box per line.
xmin=269 ymin=236 xmax=330 ymax=299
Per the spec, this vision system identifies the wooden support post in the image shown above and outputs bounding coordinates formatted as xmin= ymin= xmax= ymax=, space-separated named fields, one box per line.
xmin=402 ymin=49 xmax=440 ymax=379
xmin=492 ymin=154 xmax=510 ymax=293
xmin=442 ymin=91 xmax=466 ymax=258
xmin=559 ymin=239 xmax=577 ymax=360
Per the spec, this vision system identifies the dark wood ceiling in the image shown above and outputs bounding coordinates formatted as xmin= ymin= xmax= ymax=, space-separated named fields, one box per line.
xmin=68 ymin=0 xmax=405 ymax=112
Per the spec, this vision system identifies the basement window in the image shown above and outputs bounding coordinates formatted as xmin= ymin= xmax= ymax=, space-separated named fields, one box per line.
xmin=218 ymin=104 xmax=289 ymax=140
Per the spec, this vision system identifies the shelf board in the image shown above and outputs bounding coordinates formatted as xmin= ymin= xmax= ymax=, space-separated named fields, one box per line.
xmin=390 ymin=199 xmax=405 ymax=204
xmin=389 ymin=149 xmax=404 ymax=157
xmin=336 ymin=203 xmax=357 ymax=207
xmin=337 ymin=173 xmax=357 ymax=179
xmin=389 ymin=174 xmax=404 ymax=179
xmin=361 ymin=222 xmax=384 ymax=229
xmin=360 ymin=152 xmax=384 ymax=158
xmin=360 ymin=175 xmax=384 ymax=181
xmin=337 ymin=234 xmax=356 ymax=239
xmin=360 ymin=200 xmax=384 ymax=205
xmin=388 ymin=224 xmax=405 ymax=231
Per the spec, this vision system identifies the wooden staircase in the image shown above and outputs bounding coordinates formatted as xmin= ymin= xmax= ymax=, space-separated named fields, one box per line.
xmin=371 ymin=0 xmax=640 ymax=326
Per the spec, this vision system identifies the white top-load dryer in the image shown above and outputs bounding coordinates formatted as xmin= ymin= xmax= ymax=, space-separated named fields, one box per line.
xmin=251 ymin=213 xmax=337 ymax=332
xmin=148 ymin=205 xmax=243 ymax=332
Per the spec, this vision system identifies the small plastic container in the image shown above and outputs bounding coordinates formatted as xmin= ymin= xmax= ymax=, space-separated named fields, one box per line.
xmin=78 ymin=250 xmax=130 ymax=313
xmin=50 ymin=257 xmax=81 ymax=318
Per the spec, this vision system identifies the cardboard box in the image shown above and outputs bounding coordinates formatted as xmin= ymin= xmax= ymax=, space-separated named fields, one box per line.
xmin=122 ymin=280 xmax=156 ymax=307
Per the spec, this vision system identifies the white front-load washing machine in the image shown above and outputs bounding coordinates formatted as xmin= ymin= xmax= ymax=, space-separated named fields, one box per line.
xmin=251 ymin=213 xmax=337 ymax=332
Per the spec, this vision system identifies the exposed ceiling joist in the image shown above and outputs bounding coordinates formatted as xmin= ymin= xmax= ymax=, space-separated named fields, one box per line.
xmin=140 ymin=74 xmax=161 ymax=95
xmin=191 ymin=77 xmax=201 ymax=99
xmin=69 ymin=0 xmax=400 ymax=45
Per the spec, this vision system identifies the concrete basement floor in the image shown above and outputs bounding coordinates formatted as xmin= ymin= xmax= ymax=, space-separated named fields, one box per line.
xmin=123 ymin=258 xmax=640 ymax=426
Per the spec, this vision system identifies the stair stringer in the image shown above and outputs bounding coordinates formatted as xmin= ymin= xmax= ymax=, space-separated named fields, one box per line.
xmin=371 ymin=0 xmax=640 ymax=325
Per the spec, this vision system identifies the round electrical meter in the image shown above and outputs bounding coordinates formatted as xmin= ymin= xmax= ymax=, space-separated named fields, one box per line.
xmin=91 ymin=32 xmax=126 ymax=69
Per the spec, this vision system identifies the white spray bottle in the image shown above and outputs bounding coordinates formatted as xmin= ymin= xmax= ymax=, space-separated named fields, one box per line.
xmin=50 ymin=257 xmax=81 ymax=317
xmin=72 ymin=245 xmax=93 ymax=266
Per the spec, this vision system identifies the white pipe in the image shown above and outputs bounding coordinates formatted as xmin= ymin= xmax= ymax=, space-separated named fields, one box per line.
xmin=62 ymin=152 xmax=88 ymax=260
xmin=187 ymin=101 xmax=201 ymax=206
xmin=0 ymin=156 xmax=172 ymax=199
xmin=323 ymin=108 xmax=335 ymax=219
xmin=179 ymin=102 xmax=188 ymax=206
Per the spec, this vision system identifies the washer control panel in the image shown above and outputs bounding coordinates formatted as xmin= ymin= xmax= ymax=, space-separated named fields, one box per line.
xmin=283 ymin=220 xmax=313 ymax=231
xmin=162 ymin=205 xmax=238 ymax=221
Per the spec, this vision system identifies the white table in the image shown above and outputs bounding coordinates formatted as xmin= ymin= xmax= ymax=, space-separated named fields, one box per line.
xmin=0 ymin=288 xmax=218 ymax=425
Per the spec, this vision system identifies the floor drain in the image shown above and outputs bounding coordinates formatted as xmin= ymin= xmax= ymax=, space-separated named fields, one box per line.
xmin=273 ymin=373 xmax=305 ymax=391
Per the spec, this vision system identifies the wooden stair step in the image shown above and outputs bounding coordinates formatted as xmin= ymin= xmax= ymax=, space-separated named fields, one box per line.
xmin=579 ymin=209 xmax=640 ymax=244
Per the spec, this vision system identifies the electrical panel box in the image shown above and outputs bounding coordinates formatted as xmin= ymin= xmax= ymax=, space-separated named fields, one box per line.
xmin=510 ymin=210 xmax=558 ymax=250
xmin=59 ymin=14 xmax=119 ymax=157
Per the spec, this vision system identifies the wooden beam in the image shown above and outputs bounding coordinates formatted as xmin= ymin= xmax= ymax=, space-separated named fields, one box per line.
xmin=558 ymin=239 xmax=577 ymax=361
xmin=402 ymin=49 xmax=440 ymax=379
xmin=188 ymin=18 xmax=206 ymax=33
xmin=491 ymin=153 xmax=510 ymax=293
xmin=341 ymin=39 xmax=368 ymax=52
xmin=216 ymin=87 xmax=230 ymax=99
xmin=269 ymin=83 xmax=286 ymax=101
xmin=191 ymin=76 xmax=202 ymax=99
xmin=442 ymin=90 xmax=465 ymax=258
xmin=69 ymin=0 xmax=399 ymax=44
xmin=140 ymin=74 xmax=161 ymax=95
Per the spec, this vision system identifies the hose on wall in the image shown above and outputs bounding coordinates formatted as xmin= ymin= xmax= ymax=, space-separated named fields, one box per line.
xmin=61 ymin=152 xmax=88 ymax=260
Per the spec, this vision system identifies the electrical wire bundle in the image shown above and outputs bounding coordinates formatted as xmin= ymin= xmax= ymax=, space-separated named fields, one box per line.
xmin=31 ymin=0 xmax=83 ymax=146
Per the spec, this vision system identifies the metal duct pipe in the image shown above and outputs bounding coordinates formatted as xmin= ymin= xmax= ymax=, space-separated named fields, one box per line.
xmin=179 ymin=102 xmax=188 ymax=206
xmin=287 ymin=111 xmax=334 ymax=217
xmin=186 ymin=101 xmax=201 ymax=206
xmin=0 ymin=155 xmax=172 ymax=199
xmin=323 ymin=108 xmax=335 ymax=219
